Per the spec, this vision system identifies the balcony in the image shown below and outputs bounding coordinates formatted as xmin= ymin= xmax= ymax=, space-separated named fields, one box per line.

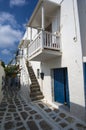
xmin=28 ymin=31 xmax=62 ymax=61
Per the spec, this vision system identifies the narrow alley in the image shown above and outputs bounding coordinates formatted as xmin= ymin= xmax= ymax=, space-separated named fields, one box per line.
xmin=0 ymin=84 xmax=86 ymax=130
xmin=0 ymin=0 xmax=86 ymax=130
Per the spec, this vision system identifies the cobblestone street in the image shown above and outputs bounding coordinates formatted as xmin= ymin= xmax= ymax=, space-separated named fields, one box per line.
xmin=0 ymin=87 xmax=86 ymax=130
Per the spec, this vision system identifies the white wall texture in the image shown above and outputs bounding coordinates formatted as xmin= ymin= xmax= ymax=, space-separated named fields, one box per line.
xmin=23 ymin=27 xmax=37 ymax=40
xmin=77 ymin=0 xmax=86 ymax=57
xmin=60 ymin=0 xmax=85 ymax=112
xmin=0 ymin=63 xmax=5 ymax=103
xmin=39 ymin=0 xmax=85 ymax=121
xmin=23 ymin=48 xmax=28 ymax=58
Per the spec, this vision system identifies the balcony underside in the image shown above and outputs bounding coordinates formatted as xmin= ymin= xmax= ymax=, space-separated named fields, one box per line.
xmin=28 ymin=48 xmax=62 ymax=61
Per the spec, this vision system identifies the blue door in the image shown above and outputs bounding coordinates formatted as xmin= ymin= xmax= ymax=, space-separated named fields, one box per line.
xmin=54 ymin=68 xmax=70 ymax=106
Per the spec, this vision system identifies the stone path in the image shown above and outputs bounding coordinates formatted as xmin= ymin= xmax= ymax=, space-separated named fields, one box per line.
xmin=0 ymin=87 xmax=86 ymax=130
xmin=35 ymin=101 xmax=86 ymax=130
xmin=0 ymin=93 xmax=58 ymax=130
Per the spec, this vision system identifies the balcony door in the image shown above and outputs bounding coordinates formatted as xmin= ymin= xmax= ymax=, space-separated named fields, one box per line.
xmin=45 ymin=23 xmax=52 ymax=33
xmin=54 ymin=68 xmax=70 ymax=107
xmin=45 ymin=24 xmax=52 ymax=47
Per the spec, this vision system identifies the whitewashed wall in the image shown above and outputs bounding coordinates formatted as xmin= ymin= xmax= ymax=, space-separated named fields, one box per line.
xmin=77 ymin=0 xmax=86 ymax=57
xmin=23 ymin=48 xmax=28 ymax=59
xmin=0 ymin=63 xmax=5 ymax=103
xmin=60 ymin=0 xmax=85 ymax=117
xmin=40 ymin=0 xmax=85 ymax=121
xmin=21 ymin=0 xmax=86 ymax=121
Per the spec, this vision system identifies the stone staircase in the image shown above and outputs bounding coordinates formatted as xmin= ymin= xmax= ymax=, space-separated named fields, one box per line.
xmin=27 ymin=66 xmax=44 ymax=101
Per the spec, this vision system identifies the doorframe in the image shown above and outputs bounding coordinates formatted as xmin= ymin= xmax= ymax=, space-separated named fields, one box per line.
xmin=51 ymin=67 xmax=70 ymax=107
xmin=83 ymin=63 xmax=86 ymax=108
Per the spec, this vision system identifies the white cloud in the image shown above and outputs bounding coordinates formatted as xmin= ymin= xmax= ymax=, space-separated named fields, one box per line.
xmin=0 ymin=12 xmax=23 ymax=48
xmin=0 ymin=11 xmax=24 ymax=63
xmin=1 ymin=49 xmax=11 ymax=55
xmin=10 ymin=0 xmax=26 ymax=7
xmin=0 ymin=25 xmax=23 ymax=48
xmin=0 ymin=12 xmax=19 ymax=28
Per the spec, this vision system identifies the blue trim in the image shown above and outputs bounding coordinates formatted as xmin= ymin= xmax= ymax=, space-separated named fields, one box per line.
xmin=83 ymin=63 xmax=86 ymax=107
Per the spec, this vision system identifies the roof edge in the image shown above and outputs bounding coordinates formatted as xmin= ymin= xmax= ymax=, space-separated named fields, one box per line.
xmin=27 ymin=0 xmax=43 ymax=27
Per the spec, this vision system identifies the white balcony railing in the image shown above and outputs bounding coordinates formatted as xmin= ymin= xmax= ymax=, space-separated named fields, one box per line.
xmin=28 ymin=31 xmax=60 ymax=57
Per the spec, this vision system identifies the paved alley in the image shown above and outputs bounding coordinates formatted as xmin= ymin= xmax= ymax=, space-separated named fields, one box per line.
xmin=0 ymin=87 xmax=86 ymax=130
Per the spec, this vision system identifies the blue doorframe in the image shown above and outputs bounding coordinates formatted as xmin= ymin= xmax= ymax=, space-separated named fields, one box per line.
xmin=83 ymin=63 xmax=86 ymax=107
xmin=54 ymin=68 xmax=70 ymax=106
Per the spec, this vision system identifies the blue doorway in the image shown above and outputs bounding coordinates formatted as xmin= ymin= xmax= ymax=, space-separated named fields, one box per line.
xmin=54 ymin=68 xmax=70 ymax=106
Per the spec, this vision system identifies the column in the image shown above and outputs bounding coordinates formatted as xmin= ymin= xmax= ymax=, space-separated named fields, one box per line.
xmin=41 ymin=2 xmax=45 ymax=49
xmin=41 ymin=2 xmax=45 ymax=30
xmin=30 ymin=27 xmax=32 ymax=42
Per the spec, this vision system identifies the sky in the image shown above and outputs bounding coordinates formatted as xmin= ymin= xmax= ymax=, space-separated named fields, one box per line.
xmin=0 ymin=0 xmax=38 ymax=64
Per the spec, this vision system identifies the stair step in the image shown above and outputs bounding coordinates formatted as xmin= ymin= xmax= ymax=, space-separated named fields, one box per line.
xmin=29 ymin=73 xmax=35 ymax=76
xmin=31 ymin=79 xmax=38 ymax=82
xmin=30 ymin=91 xmax=43 ymax=97
xmin=30 ymin=77 xmax=36 ymax=80
xmin=29 ymin=71 xmax=33 ymax=73
xmin=31 ymin=95 xmax=44 ymax=101
xmin=30 ymin=76 xmax=36 ymax=78
xmin=27 ymin=65 xmax=44 ymax=101
xmin=29 ymin=71 xmax=34 ymax=74
xmin=29 ymin=75 xmax=35 ymax=77
xmin=30 ymin=76 xmax=36 ymax=79
xmin=31 ymin=84 xmax=39 ymax=87
xmin=30 ymin=87 xmax=40 ymax=92
xmin=28 ymin=69 xmax=33 ymax=71
xmin=28 ymin=69 xmax=33 ymax=72
xmin=31 ymin=81 xmax=39 ymax=84
xmin=28 ymin=67 xmax=32 ymax=69
xmin=29 ymin=70 xmax=34 ymax=73
xmin=30 ymin=85 xmax=40 ymax=89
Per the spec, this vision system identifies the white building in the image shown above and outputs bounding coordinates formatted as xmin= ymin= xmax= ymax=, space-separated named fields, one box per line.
xmin=0 ymin=61 xmax=5 ymax=103
xmin=18 ymin=0 xmax=86 ymax=122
